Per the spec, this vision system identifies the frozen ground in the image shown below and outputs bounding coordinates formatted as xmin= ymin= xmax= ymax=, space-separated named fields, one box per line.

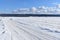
xmin=0 ymin=17 xmax=60 ymax=40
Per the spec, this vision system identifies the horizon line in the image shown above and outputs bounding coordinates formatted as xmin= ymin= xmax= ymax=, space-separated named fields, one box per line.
xmin=0 ymin=14 xmax=60 ymax=17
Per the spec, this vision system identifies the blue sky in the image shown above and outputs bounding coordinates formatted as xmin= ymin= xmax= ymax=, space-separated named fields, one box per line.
xmin=0 ymin=0 xmax=60 ymax=12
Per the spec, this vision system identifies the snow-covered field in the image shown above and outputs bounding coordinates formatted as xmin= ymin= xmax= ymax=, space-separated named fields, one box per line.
xmin=0 ymin=17 xmax=60 ymax=40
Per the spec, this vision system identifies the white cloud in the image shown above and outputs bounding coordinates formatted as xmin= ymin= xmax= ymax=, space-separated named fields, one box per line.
xmin=56 ymin=4 xmax=60 ymax=8
xmin=31 ymin=7 xmax=37 ymax=12
xmin=12 ymin=4 xmax=60 ymax=14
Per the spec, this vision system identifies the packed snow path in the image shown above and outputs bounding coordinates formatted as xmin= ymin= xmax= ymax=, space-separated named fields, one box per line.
xmin=0 ymin=17 xmax=60 ymax=40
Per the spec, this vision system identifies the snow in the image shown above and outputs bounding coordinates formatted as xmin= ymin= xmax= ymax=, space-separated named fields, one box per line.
xmin=0 ymin=17 xmax=60 ymax=40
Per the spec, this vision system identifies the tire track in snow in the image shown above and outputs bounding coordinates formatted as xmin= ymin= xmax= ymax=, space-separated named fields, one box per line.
xmin=10 ymin=18 xmax=60 ymax=39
